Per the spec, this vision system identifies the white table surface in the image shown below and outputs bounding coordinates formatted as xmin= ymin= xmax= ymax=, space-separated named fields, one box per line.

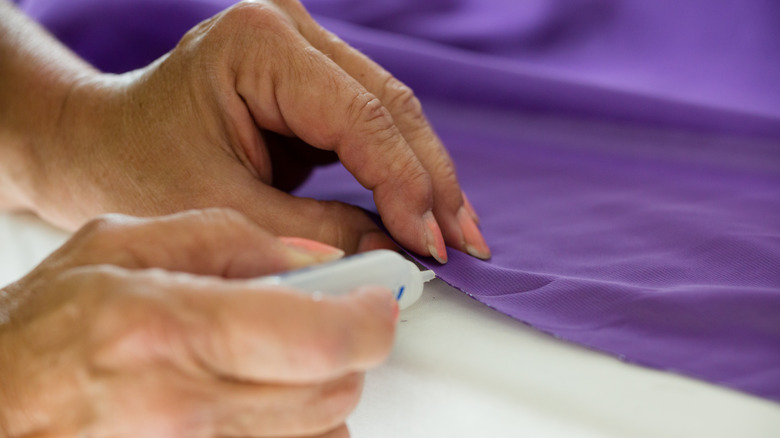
xmin=1 ymin=211 xmax=779 ymax=438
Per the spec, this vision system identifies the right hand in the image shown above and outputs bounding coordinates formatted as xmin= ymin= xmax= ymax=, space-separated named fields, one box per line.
xmin=0 ymin=208 xmax=397 ymax=437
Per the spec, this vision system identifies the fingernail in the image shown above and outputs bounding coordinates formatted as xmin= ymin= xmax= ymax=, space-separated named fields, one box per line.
xmin=422 ymin=211 xmax=447 ymax=264
xmin=357 ymin=230 xmax=398 ymax=253
xmin=279 ymin=237 xmax=345 ymax=263
xmin=462 ymin=192 xmax=480 ymax=224
xmin=457 ymin=207 xmax=491 ymax=260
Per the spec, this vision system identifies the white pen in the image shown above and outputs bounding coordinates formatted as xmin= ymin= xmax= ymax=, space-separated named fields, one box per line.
xmin=255 ymin=249 xmax=435 ymax=310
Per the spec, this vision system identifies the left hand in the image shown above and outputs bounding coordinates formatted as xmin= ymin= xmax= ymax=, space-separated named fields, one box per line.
xmin=16 ymin=0 xmax=490 ymax=262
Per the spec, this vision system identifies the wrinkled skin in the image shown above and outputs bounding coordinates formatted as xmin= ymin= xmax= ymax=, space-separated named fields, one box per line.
xmin=0 ymin=0 xmax=490 ymax=263
xmin=0 ymin=209 xmax=397 ymax=437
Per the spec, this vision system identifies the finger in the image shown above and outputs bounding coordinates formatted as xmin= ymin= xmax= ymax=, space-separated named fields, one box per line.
xmin=90 ymin=269 xmax=397 ymax=383
xmin=230 ymin=10 xmax=447 ymax=262
xmin=275 ymin=3 xmax=489 ymax=260
xmin=55 ymin=208 xmax=345 ymax=278
xmin=316 ymin=44 xmax=490 ymax=260
xmin=211 ymin=373 xmax=362 ymax=437
xmin=462 ymin=190 xmax=480 ymax=224
xmin=217 ymin=170 xmax=398 ymax=254
xmin=173 ymin=279 xmax=398 ymax=384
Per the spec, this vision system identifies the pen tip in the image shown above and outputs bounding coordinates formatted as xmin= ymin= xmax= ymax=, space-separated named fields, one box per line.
xmin=421 ymin=270 xmax=436 ymax=283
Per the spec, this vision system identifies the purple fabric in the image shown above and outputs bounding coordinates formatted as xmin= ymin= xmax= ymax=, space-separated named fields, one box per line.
xmin=17 ymin=0 xmax=780 ymax=401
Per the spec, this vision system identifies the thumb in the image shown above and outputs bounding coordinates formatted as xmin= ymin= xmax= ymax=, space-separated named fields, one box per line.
xmin=219 ymin=176 xmax=397 ymax=254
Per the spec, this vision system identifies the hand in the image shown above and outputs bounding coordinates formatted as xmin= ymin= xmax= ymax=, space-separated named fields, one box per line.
xmin=0 ymin=208 xmax=397 ymax=437
xmin=20 ymin=0 xmax=489 ymax=263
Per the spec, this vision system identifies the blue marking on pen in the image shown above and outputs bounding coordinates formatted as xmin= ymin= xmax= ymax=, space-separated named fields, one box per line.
xmin=396 ymin=286 xmax=405 ymax=301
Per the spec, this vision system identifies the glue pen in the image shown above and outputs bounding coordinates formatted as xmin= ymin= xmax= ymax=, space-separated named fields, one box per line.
xmin=254 ymin=250 xmax=435 ymax=309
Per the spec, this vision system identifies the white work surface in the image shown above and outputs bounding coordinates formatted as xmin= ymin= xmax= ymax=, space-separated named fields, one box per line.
xmin=1 ymin=211 xmax=779 ymax=438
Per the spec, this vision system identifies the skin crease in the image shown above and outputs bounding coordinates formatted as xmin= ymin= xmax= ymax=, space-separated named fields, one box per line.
xmin=0 ymin=0 xmax=492 ymax=263
xmin=0 ymin=209 xmax=397 ymax=437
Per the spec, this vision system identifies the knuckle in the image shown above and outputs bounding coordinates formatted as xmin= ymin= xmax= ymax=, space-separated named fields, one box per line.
xmin=348 ymin=93 xmax=398 ymax=144
xmin=268 ymin=0 xmax=304 ymax=13
xmin=86 ymin=271 xmax=178 ymax=365
xmin=396 ymin=162 xmax=434 ymax=210
xmin=74 ymin=214 xmax=131 ymax=250
xmin=382 ymin=76 xmax=423 ymax=118
xmin=395 ymin=154 xmax=432 ymax=191
xmin=78 ymin=214 xmax=120 ymax=237
xmin=351 ymin=93 xmax=392 ymax=127
xmin=222 ymin=1 xmax=289 ymax=32
xmin=54 ymin=267 xmax=126 ymax=342
xmin=370 ymin=153 xmax=432 ymax=211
